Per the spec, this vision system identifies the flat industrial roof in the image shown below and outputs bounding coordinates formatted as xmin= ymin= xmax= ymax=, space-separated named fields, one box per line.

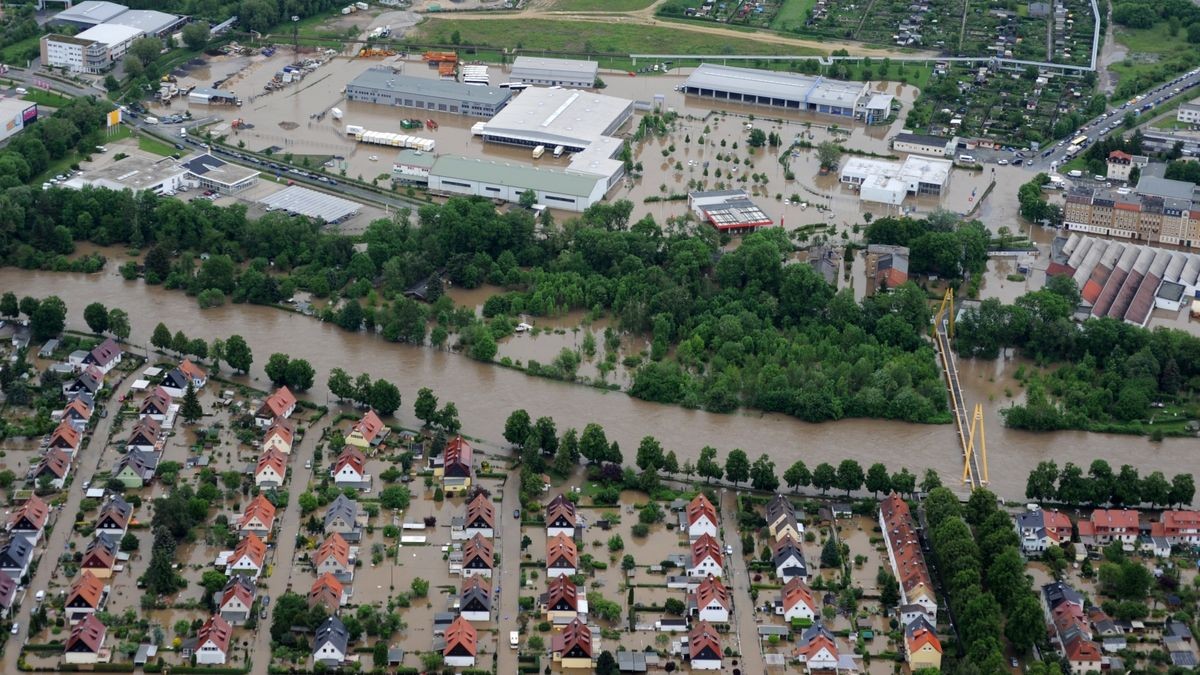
xmin=347 ymin=68 xmax=511 ymax=106
xmin=64 ymin=155 xmax=187 ymax=191
xmin=181 ymin=153 xmax=260 ymax=186
xmin=894 ymin=132 xmax=953 ymax=147
xmin=53 ymin=1 xmax=128 ymax=25
xmin=1137 ymin=175 xmax=1197 ymax=202
xmin=683 ymin=63 xmax=868 ymax=109
xmin=432 ymin=155 xmax=602 ymax=197
xmin=260 ymin=185 xmax=362 ymax=222
xmin=0 ymin=98 xmax=34 ymax=116
xmin=477 ymin=86 xmax=632 ymax=149
xmin=76 ymin=23 xmax=144 ymax=46
xmin=511 ymin=56 xmax=598 ymax=77
xmin=190 ymin=87 xmax=237 ymax=99
xmin=105 ymin=9 xmax=181 ymax=35
xmin=394 ymin=149 xmax=437 ymax=169
xmin=843 ymin=155 xmax=952 ymax=186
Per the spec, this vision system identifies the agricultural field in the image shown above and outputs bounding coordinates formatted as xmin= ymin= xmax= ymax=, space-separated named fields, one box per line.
xmin=411 ymin=17 xmax=824 ymax=57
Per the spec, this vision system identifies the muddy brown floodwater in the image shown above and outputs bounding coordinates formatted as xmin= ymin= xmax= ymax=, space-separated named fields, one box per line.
xmin=3 ymin=268 xmax=1194 ymax=503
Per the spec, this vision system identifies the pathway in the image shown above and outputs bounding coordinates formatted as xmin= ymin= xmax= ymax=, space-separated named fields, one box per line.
xmin=1 ymin=368 xmax=138 ymax=670
xmin=248 ymin=422 xmax=317 ymax=675
xmin=495 ymin=472 xmax=521 ymax=674
xmin=720 ymin=489 xmax=767 ymax=674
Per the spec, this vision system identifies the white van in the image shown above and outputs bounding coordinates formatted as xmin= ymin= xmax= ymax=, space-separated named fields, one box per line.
xmin=958 ymin=154 xmax=975 ymax=163
xmin=553 ymin=145 xmax=564 ymax=158
xmin=510 ymin=631 xmax=519 ymax=649
xmin=1067 ymin=170 xmax=1083 ymax=178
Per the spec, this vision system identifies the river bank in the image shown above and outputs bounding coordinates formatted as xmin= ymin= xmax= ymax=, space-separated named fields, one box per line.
xmin=4 ymin=267 xmax=1195 ymax=504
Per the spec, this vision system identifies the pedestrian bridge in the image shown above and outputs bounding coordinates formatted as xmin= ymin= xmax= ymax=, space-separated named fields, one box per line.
xmin=933 ymin=289 xmax=989 ymax=490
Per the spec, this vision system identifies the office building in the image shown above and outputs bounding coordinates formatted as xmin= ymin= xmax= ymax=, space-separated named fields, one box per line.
xmin=891 ymin=133 xmax=957 ymax=157
xmin=1064 ymin=176 xmax=1200 ymax=248
xmin=839 ymin=155 xmax=953 ymax=204
xmin=41 ymin=34 xmax=113 ymax=73
xmin=180 ymin=153 xmax=260 ymax=195
xmin=1177 ymin=98 xmax=1200 ymax=127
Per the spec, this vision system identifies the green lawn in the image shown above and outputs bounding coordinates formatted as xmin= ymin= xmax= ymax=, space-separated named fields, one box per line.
xmin=0 ymin=34 xmax=40 ymax=65
xmin=548 ymin=0 xmax=659 ymax=10
xmin=21 ymin=89 xmax=73 ymax=108
xmin=412 ymin=17 xmax=824 ymax=58
xmin=770 ymin=0 xmax=817 ymax=31
xmin=138 ymin=134 xmax=178 ymax=157
xmin=1109 ymin=23 xmax=1195 ymax=95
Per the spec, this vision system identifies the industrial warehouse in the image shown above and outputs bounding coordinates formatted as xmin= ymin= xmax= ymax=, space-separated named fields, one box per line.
xmin=344 ymin=67 xmax=512 ymax=117
xmin=839 ymin=155 xmax=953 ymax=205
xmin=1053 ymin=234 xmax=1200 ymax=326
xmin=681 ymin=64 xmax=889 ymax=123
xmin=509 ymin=56 xmax=599 ymax=89
xmin=426 ymin=155 xmax=610 ymax=212
xmin=471 ymin=86 xmax=633 ymax=152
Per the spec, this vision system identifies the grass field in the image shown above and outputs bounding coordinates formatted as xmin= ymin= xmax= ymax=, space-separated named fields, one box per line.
xmin=412 ymin=17 xmax=824 ymax=58
xmin=770 ymin=0 xmax=816 ymax=31
xmin=0 ymin=35 xmax=40 ymax=66
xmin=1109 ymin=23 xmax=1197 ymax=96
xmin=21 ymin=90 xmax=73 ymax=108
xmin=547 ymin=0 xmax=659 ymax=11
xmin=138 ymin=135 xmax=178 ymax=157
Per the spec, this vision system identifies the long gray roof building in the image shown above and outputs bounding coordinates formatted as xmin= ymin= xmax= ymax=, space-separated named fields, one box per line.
xmin=345 ymin=68 xmax=511 ymax=117
xmin=682 ymin=64 xmax=870 ymax=118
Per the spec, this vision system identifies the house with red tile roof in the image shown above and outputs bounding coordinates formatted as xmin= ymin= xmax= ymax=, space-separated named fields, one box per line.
xmin=178 ymin=359 xmax=208 ymax=389
xmin=81 ymin=534 xmax=118 ymax=579
xmin=228 ymin=534 xmax=267 ymax=579
xmin=254 ymin=448 xmax=287 ymax=489
xmin=315 ymin=532 xmax=353 ymax=582
xmin=331 ymin=446 xmax=368 ymax=487
xmin=219 ymin=576 xmax=256 ymax=625
xmin=779 ymin=577 xmax=816 ymax=623
xmin=47 ymin=420 xmax=81 ymax=454
xmin=541 ymin=574 xmax=585 ymax=623
xmin=689 ymin=574 xmax=730 ymax=623
xmin=546 ymin=532 xmax=579 ymax=578
xmin=440 ymin=436 xmax=473 ymax=494
xmin=126 ymin=417 xmax=162 ymax=453
xmin=463 ymin=492 xmax=495 ymax=539
xmin=1160 ymin=510 xmax=1200 ymax=547
xmin=688 ymin=621 xmax=722 ymax=670
xmin=309 ymin=573 xmax=345 ymax=616
xmin=194 ymin=615 xmax=233 ymax=665
xmin=689 ymin=533 xmax=724 ymax=578
xmin=1016 ymin=506 xmax=1074 ymax=555
xmin=61 ymin=398 xmax=93 ymax=431
xmin=906 ymin=623 xmax=943 ymax=670
xmin=462 ymin=533 xmax=494 ymax=579
xmin=238 ymin=495 xmax=277 ymax=539
xmin=346 ymin=410 xmax=387 ymax=449
xmin=795 ymin=624 xmax=840 ymax=672
xmin=443 ymin=616 xmax=478 ymax=668
xmin=551 ymin=618 xmax=593 ymax=669
xmin=7 ymin=494 xmax=50 ymax=544
xmin=256 ymin=387 xmax=297 ymax=428
xmin=262 ymin=419 xmax=295 ymax=455
xmin=139 ymin=387 xmax=173 ymax=422
xmin=686 ymin=494 xmax=718 ymax=540
xmin=65 ymin=571 xmax=107 ymax=623
xmin=879 ymin=492 xmax=937 ymax=621
xmin=1078 ymin=509 xmax=1139 ymax=546
xmin=64 ymin=614 xmax=107 ymax=664
xmin=34 ymin=448 xmax=72 ymax=489
xmin=545 ymin=494 xmax=577 ymax=538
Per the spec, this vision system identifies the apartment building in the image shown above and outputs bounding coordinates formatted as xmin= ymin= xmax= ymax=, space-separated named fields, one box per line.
xmin=1064 ymin=176 xmax=1200 ymax=248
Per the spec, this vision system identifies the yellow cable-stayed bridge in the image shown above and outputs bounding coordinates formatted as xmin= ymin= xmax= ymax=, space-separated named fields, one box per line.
xmin=933 ymin=289 xmax=989 ymax=491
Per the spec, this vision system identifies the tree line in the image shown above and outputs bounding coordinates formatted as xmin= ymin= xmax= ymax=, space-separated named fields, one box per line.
xmin=0 ymin=293 xmax=68 ymax=342
xmin=326 ymin=368 xmax=403 ymax=417
xmin=1025 ymin=459 xmax=1194 ymax=508
xmin=864 ymin=210 xmax=990 ymax=280
xmin=924 ymin=488 xmax=1047 ymax=671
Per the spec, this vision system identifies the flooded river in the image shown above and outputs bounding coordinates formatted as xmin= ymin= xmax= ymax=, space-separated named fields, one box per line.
xmin=3 ymin=268 xmax=1192 ymax=503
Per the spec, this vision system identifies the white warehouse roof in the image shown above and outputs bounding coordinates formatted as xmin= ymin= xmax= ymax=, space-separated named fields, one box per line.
xmin=76 ymin=23 xmax=144 ymax=46
xmin=683 ymin=63 xmax=869 ymax=110
xmin=511 ymin=56 xmax=598 ymax=79
xmin=475 ymin=86 xmax=632 ymax=150
xmin=53 ymin=1 xmax=128 ymax=26
xmin=260 ymin=185 xmax=362 ymax=223
xmin=106 ymin=10 xmax=182 ymax=35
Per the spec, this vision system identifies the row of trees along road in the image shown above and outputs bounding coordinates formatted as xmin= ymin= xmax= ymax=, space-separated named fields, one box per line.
xmin=1025 ymin=459 xmax=1194 ymax=508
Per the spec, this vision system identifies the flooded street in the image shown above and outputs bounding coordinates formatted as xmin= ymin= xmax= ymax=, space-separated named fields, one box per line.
xmin=4 ymin=268 xmax=1194 ymax=504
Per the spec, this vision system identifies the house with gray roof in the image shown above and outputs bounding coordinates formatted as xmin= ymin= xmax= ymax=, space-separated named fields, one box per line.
xmin=323 ymin=495 xmax=363 ymax=542
xmin=313 ymin=616 xmax=349 ymax=666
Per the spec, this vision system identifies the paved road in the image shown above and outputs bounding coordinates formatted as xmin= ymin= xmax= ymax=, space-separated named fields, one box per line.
xmin=495 ymin=472 xmax=521 ymax=673
xmin=248 ymin=424 xmax=317 ymax=674
xmin=1 ymin=366 xmax=138 ymax=670
xmin=720 ymin=489 xmax=766 ymax=674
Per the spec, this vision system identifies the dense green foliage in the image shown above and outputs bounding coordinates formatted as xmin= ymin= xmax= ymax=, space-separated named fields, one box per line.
xmin=864 ymin=212 xmax=990 ymax=280
xmin=1025 ymin=459 xmax=1194 ymax=507
xmin=955 ymin=279 xmax=1200 ymax=432
xmin=1017 ymin=174 xmax=1063 ymax=226
xmin=1165 ymin=159 xmax=1200 ymax=184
